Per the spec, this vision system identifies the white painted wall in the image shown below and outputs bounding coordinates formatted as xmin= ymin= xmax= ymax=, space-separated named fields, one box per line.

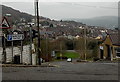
xmin=0 ymin=44 xmax=36 ymax=65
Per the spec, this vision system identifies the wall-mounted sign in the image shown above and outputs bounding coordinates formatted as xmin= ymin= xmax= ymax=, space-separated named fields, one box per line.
xmin=7 ymin=34 xmax=24 ymax=41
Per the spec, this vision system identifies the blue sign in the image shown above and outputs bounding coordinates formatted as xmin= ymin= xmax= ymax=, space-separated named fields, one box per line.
xmin=7 ymin=34 xmax=24 ymax=41
xmin=7 ymin=35 xmax=12 ymax=41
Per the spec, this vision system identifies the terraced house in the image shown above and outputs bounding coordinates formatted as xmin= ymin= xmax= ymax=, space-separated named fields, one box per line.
xmin=99 ymin=33 xmax=120 ymax=61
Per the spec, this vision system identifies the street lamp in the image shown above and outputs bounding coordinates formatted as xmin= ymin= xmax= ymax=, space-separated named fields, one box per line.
xmin=45 ymin=32 xmax=48 ymax=62
xmin=84 ymin=27 xmax=86 ymax=61
xmin=28 ymin=24 xmax=32 ymax=65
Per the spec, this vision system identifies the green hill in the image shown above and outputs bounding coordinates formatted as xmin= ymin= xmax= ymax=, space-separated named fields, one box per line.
xmin=2 ymin=5 xmax=34 ymax=24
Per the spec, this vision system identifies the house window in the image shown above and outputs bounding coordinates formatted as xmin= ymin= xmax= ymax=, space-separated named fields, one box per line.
xmin=115 ymin=48 xmax=120 ymax=57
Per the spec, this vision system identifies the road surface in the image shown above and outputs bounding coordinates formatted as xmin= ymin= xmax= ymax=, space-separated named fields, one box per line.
xmin=2 ymin=60 xmax=118 ymax=80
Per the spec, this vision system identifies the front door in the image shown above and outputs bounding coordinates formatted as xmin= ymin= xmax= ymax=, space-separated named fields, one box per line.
xmin=106 ymin=45 xmax=111 ymax=60
xmin=100 ymin=49 xmax=104 ymax=59
xmin=14 ymin=55 xmax=20 ymax=64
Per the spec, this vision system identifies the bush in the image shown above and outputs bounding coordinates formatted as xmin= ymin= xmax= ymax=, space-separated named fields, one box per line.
xmin=56 ymin=56 xmax=68 ymax=59
xmin=93 ymin=57 xmax=99 ymax=61
xmin=76 ymin=59 xmax=88 ymax=62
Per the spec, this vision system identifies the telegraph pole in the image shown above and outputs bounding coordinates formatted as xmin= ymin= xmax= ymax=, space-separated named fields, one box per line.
xmin=36 ymin=0 xmax=41 ymax=65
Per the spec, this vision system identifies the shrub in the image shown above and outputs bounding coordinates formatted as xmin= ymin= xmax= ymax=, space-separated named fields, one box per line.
xmin=93 ymin=57 xmax=99 ymax=61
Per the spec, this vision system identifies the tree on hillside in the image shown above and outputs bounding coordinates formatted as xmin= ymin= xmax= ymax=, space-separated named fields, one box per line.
xmin=75 ymin=37 xmax=99 ymax=59
xmin=40 ymin=21 xmax=49 ymax=26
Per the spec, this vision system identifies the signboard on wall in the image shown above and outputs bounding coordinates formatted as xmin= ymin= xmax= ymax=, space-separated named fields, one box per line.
xmin=100 ymin=46 xmax=103 ymax=50
xmin=7 ymin=34 xmax=24 ymax=41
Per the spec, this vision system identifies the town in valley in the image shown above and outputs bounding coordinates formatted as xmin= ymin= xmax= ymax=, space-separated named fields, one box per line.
xmin=0 ymin=1 xmax=119 ymax=81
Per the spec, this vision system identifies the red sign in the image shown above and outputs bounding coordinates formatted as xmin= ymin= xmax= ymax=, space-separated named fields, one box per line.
xmin=0 ymin=17 xmax=11 ymax=29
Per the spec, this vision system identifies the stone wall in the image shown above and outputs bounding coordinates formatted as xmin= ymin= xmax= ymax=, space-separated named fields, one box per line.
xmin=0 ymin=44 xmax=37 ymax=65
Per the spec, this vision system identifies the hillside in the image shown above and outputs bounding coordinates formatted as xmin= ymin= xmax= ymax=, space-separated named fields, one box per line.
xmin=2 ymin=5 xmax=115 ymax=30
xmin=2 ymin=5 xmax=34 ymax=24
xmin=63 ymin=16 xmax=118 ymax=29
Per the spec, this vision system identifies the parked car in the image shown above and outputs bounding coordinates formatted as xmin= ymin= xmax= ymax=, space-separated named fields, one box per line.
xmin=67 ymin=58 xmax=72 ymax=62
xmin=41 ymin=58 xmax=43 ymax=63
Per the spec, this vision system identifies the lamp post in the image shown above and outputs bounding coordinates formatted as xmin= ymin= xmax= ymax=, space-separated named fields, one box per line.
xmin=45 ymin=32 xmax=48 ymax=62
xmin=11 ymin=30 xmax=13 ymax=63
xmin=84 ymin=26 xmax=87 ymax=61
xmin=29 ymin=24 xmax=32 ymax=65
xmin=60 ymin=40 xmax=62 ymax=60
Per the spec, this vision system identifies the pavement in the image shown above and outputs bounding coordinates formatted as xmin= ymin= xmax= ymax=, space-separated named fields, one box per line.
xmin=2 ymin=59 xmax=119 ymax=80
xmin=1 ymin=62 xmax=55 ymax=67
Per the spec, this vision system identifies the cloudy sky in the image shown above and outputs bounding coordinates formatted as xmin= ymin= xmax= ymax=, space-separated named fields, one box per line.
xmin=2 ymin=0 xmax=118 ymax=20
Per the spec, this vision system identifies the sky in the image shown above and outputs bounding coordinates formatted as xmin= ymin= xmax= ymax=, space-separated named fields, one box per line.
xmin=1 ymin=0 xmax=119 ymax=20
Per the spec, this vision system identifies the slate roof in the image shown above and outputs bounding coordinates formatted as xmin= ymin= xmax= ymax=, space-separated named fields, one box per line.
xmin=109 ymin=33 xmax=120 ymax=46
